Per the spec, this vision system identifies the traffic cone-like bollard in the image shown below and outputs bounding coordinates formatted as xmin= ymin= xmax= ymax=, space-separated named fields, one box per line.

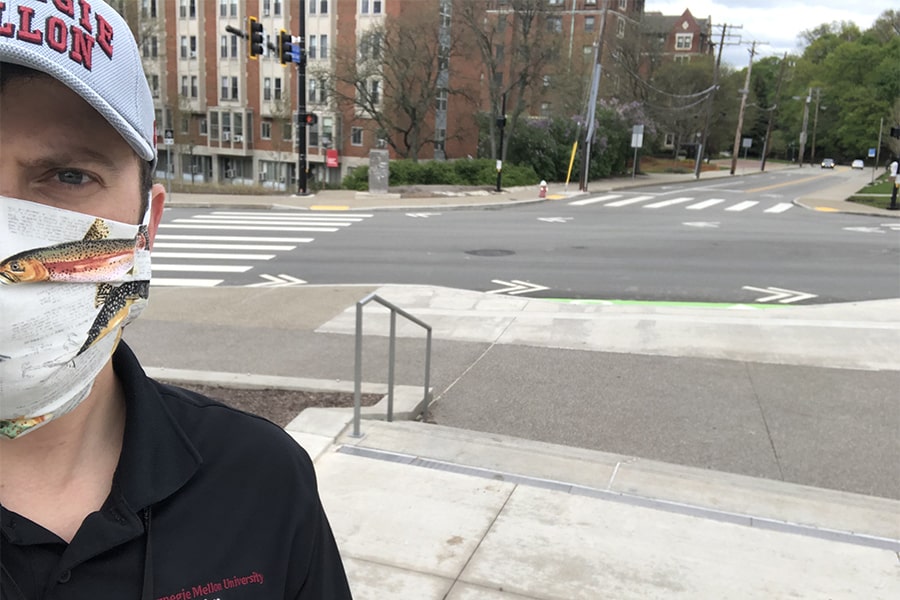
xmin=539 ymin=180 xmax=548 ymax=198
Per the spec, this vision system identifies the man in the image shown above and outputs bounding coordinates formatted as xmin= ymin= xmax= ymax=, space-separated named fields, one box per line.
xmin=0 ymin=1 xmax=352 ymax=597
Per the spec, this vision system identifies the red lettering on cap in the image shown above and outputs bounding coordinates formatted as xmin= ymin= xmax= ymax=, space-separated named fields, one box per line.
xmin=0 ymin=2 xmax=15 ymax=38
xmin=16 ymin=6 xmax=43 ymax=44
xmin=77 ymin=0 xmax=92 ymax=33
xmin=53 ymin=0 xmax=76 ymax=18
xmin=69 ymin=25 xmax=94 ymax=70
xmin=45 ymin=16 xmax=68 ymax=53
xmin=95 ymin=12 xmax=112 ymax=58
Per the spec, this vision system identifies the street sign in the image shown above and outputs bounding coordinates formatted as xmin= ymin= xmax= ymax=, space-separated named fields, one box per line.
xmin=631 ymin=124 xmax=644 ymax=149
xmin=868 ymin=147 xmax=876 ymax=158
xmin=742 ymin=137 xmax=752 ymax=148
xmin=164 ymin=128 xmax=174 ymax=145
xmin=326 ymin=149 xmax=339 ymax=168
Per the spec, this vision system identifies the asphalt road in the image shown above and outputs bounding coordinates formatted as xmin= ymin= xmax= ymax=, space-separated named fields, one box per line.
xmin=156 ymin=169 xmax=900 ymax=304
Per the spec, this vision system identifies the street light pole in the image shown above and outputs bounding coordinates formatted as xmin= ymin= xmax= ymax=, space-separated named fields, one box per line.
xmin=296 ymin=0 xmax=309 ymax=195
xmin=809 ymin=88 xmax=821 ymax=166
xmin=797 ymin=87 xmax=811 ymax=167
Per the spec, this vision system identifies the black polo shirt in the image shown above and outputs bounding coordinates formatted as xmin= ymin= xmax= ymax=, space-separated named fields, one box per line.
xmin=0 ymin=343 xmax=352 ymax=599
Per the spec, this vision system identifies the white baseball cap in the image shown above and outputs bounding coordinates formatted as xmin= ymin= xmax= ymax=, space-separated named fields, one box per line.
xmin=0 ymin=0 xmax=157 ymax=167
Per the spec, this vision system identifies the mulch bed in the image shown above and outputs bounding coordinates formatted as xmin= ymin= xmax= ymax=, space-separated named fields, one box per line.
xmin=165 ymin=383 xmax=383 ymax=428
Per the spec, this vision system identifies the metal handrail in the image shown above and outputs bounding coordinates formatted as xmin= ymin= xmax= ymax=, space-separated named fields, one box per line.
xmin=352 ymin=293 xmax=432 ymax=437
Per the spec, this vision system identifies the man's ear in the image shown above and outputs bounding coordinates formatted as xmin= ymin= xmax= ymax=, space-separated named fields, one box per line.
xmin=147 ymin=182 xmax=166 ymax=246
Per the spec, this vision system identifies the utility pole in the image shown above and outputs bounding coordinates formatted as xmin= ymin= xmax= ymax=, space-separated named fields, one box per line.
xmin=695 ymin=23 xmax=738 ymax=179
xmin=578 ymin=1 xmax=609 ymax=192
xmin=297 ymin=0 xmax=308 ymax=195
xmin=496 ymin=93 xmax=507 ymax=192
xmin=797 ymin=87 xmax=812 ymax=167
xmin=760 ymin=52 xmax=788 ymax=172
xmin=730 ymin=41 xmax=758 ymax=176
xmin=809 ymin=88 xmax=821 ymax=166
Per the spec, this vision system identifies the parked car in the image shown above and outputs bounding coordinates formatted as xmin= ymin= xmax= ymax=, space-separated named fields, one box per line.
xmin=851 ymin=159 xmax=864 ymax=170
xmin=821 ymin=158 xmax=836 ymax=169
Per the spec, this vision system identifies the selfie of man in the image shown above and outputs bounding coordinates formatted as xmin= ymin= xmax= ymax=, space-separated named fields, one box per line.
xmin=0 ymin=1 xmax=352 ymax=597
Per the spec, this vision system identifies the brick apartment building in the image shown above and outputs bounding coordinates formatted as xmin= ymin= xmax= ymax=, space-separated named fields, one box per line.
xmin=132 ymin=0 xmax=699 ymax=190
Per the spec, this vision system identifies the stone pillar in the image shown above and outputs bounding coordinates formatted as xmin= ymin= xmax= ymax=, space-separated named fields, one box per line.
xmin=368 ymin=149 xmax=390 ymax=194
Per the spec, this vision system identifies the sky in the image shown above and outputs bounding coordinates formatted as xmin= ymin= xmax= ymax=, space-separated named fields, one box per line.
xmin=644 ymin=1 xmax=895 ymax=68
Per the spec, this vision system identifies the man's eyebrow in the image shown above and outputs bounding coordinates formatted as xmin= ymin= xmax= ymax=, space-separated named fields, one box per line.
xmin=19 ymin=147 xmax=124 ymax=171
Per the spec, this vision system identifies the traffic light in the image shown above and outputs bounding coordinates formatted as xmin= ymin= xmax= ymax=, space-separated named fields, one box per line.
xmin=890 ymin=126 xmax=900 ymax=139
xmin=302 ymin=113 xmax=318 ymax=126
xmin=248 ymin=16 xmax=264 ymax=59
xmin=278 ymin=29 xmax=292 ymax=65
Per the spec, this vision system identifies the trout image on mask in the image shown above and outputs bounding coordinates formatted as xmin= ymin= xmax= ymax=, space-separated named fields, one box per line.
xmin=0 ymin=2 xmax=352 ymax=598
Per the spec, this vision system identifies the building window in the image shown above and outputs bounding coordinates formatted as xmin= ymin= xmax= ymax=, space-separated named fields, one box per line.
xmin=585 ymin=16 xmax=595 ymax=33
xmin=283 ymin=121 xmax=292 ymax=142
xmin=261 ymin=121 xmax=272 ymax=140
xmin=274 ymin=1 xmax=282 ymax=16
xmin=220 ymin=0 xmax=227 ymax=17
xmin=370 ymin=79 xmax=380 ymax=104
xmin=676 ymin=33 xmax=692 ymax=50
xmin=190 ymin=36 xmax=198 ymax=58
xmin=361 ymin=0 xmax=368 ymax=13
xmin=180 ymin=36 xmax=187 ymax=59
xmin=181 ymin=76 xmax=188 ymax=97
xmin=308 ymin=120 xmax=319 ymax=146
xmin=434 ymin=128 xmax=445 ymax=154
xmin=148 ymin=74 xmax=159 ymax=97
xmin=274 ymin=78 xmax=283 ymax=101
xmin=674 ymin=55 xmax=690 ymax=64
xmin=435 ymin=89 xmax=448 ymax=111
xmin=319 ymin=0 xmax=328 ymax=13
xmin=309 ymin=79 xmax=318 ymax=103
xmin=200 ymin=118 xmax=208 ymax=136
xmin=222 ymin=112 xmax=231 ymax=139
xmin=210 ymin=111 xmax=219 ymax=139
xmin=264 ymin=77 xmax=272 ymax=101
xmin=619 ymin=0 xmax=627 ymax=9
xmin=221 ymin=76 xmax=229 ymax=100
xmin=230 ymin=0 xmax=237 ymax=17
xmin=320 ymin=35 xmax=329 ymax=59
xmin=495 ymin=44 xmax=504 ymax=61
xmin=373 ymin=0 xmax=382 ymax=13
xmin=616 ymin=18 xmax=625 ymax=38
xmin=179 ymin=0 xmax=186 ymax=18
xmin=263 ymin=0 xmax=271 ymax=16
xmin=547 ymin=16 xmax=562 ymax=33
xmin=231 ymin=36 xmax=238 ymax=58
xmin=220 ymin=35 xmax=228 ymax=58
xmin=493 ymin=72 xmax=503 ymax=87
xmin=308 ymin=36 xmax=317 ymax=59
xmin=351 ymin=127 xmax=363 ymax=146
xmin=231 ymin=77 xmax=239 ymax=101
xmin=234 ymin=113 xmax=243 ymax=137
xmin=189 ymin=0 xmax=196 ymax=18
xmin=322 ymin=117 xmax=334 ymax=147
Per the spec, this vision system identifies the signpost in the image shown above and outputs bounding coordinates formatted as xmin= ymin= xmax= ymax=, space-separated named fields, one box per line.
xmin=631 ymin=125 xmax=644 ymax=180
xmin=163 ymin=128 xmax=174 ymax=192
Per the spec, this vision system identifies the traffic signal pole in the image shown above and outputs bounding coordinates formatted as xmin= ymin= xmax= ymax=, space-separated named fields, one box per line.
xmin=297 ymin=0 xmax=308 ymax=195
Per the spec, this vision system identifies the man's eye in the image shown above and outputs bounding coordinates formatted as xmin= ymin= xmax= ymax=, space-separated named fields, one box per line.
xmin=56 ymin=170 xmax=91 ymax=185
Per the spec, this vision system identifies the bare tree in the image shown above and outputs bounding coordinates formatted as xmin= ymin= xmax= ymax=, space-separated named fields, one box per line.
xmin=319 ymin=3 xmax=469 ymax=161
xmin=457 ymin=0 xmax=561 ymax=160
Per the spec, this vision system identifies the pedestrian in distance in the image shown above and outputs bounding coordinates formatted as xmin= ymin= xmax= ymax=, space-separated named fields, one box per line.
xmin=0 ymin=1 xmax=352 ymax=597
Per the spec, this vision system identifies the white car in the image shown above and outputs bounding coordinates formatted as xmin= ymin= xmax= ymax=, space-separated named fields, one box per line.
xmin=851 ymin=159 xmax=864 ymax=170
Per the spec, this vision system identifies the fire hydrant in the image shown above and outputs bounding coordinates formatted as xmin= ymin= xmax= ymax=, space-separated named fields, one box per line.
xmin=539 ymin=180 xmax=548 ymax=198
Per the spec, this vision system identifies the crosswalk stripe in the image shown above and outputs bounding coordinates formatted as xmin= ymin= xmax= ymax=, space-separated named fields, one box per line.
xmin=725 ymin=201 xmax=759 ymax=212
xmin=686 ymin=199 xmax=725 ymax=210
xmin=159 ymin=224 xmax=339 ymax=232
xmin=151 ymin=252 xmax=276 ymax=260
xmin=151 ymin=278 xmax=223 ymax=287
xmin=605 ymin=195 xmax=656 ymax=207
xmin=154 ymin=234 xmax=313 ymax=243
xmin=173 ymin=218 xmax=353 ymax=227
xmin=211 ymin=211 xmax=374 ymax=218
xmin=153 ymin=243 xmax=296 ymax=250
xmin=568 ymin=194 xmax=621 ymax=206
xmin=152 ymin=264 xmax=252 ymax=273
xmin=199 ymin=215 xmax=368 ymax=222
xmin=764 ymin=203 xmax=793 ymax=213
xmin=644 ymin=197 xmax=694 ymax=209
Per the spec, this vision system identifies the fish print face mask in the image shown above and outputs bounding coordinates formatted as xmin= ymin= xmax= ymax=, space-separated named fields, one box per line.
xmin=0 ymin=195 xmax=152 ymax=439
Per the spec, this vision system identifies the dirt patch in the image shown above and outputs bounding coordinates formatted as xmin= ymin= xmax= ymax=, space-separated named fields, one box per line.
xmin=165 ymin=383 xmax=383 ymax=428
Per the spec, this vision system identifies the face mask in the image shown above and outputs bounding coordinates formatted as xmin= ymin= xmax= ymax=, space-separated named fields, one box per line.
xmin=0 ymin=195 xmax=152 ymax=439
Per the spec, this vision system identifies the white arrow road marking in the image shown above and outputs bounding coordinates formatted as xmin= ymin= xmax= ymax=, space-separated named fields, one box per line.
xmin=843 ymin=226 xmax=885 ymax=234
xmin=682 ymin=221 xmax=721 ymax=228
xmin=245 ymin=274 xmax=307 ymax=288
xmin=538 ymin=217 xmax=573 ymax=223
xmin=568 ymin=194 xmax=621 ymax=206
xmin=487 ymin=279 xmax=550 ymax=296
xmin=405 ymin=212 xmax=442 ymax=218
xmin=151 ymin=278 xmax=223 ymax=287
xmin=742 ymin=286 xmax=818 ymax=304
